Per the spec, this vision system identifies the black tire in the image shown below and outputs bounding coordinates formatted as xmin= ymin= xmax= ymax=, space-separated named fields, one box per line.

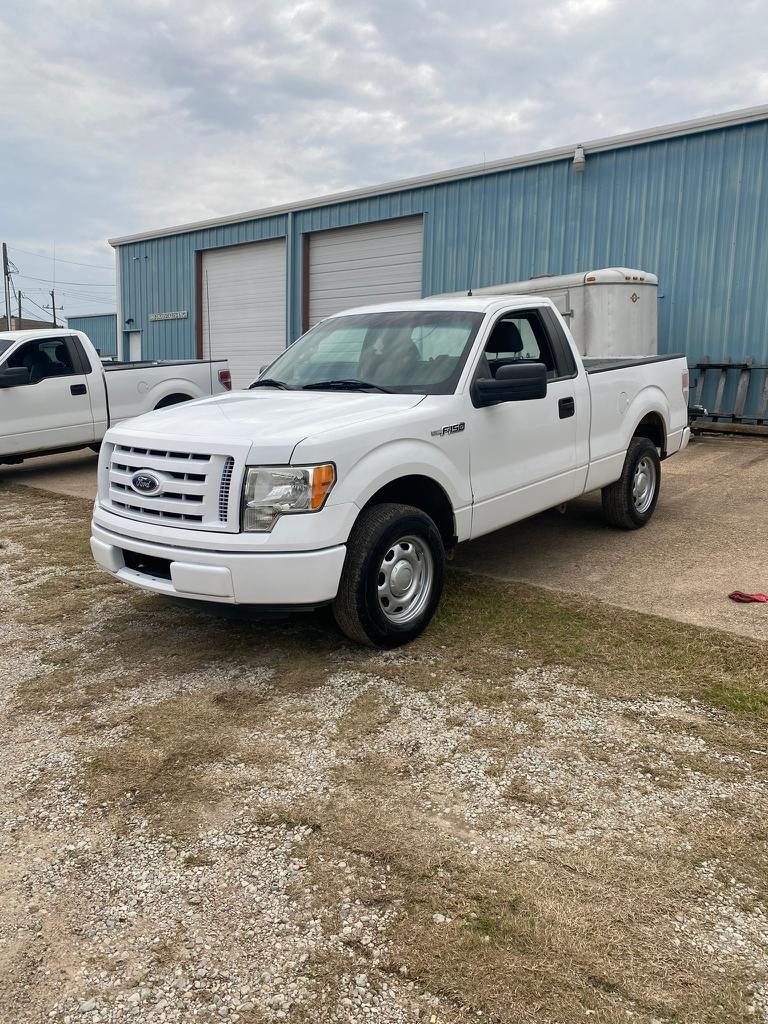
xmin=332 ymin=503 xmax=445 ymax=648
xmin=154 ymin=393 xmax=193 ymax=410
xmin=601 ymin=436 xmax=661 ymax=529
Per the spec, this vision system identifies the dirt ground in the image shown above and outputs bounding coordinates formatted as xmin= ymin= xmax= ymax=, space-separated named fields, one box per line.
xmin=4 ymin=436 xmax=767 ymax=641
xmin=1 ymin=482 xmax=768 ymax=1024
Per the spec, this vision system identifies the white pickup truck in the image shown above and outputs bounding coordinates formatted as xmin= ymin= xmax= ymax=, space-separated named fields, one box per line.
xmin=0 ymin=328 xmax=231 ymax=464
xmin=90 ymin=295 xmax=690 ymax=647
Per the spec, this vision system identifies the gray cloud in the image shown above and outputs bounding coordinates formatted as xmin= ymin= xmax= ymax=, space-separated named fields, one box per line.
xmin=1 ymin=0 xmax=767 ymax=320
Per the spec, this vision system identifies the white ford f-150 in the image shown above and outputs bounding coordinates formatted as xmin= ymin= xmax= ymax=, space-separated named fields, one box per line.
xmin=90 ymin=295 xmax=690 ymax=646
xmin=0 ymin=328 xmax=231 ymax=464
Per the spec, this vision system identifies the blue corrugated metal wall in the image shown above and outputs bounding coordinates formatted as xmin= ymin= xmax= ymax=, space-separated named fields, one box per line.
xmin=66 ymin=313 xmax=118 ymax=356
xmin=119 ymin=215 xmax=286 ymax=361
xmin=117 ymin=117 xmax=768 ymax=414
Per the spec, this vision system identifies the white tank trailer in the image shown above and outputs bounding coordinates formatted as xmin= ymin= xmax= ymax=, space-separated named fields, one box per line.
xmin=443 ymin=268 xmax=658 ymax=358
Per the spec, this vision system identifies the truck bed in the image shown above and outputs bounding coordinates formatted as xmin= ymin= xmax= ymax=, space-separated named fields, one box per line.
xmin=584 ymin=353 xmax=686 ymax=374
xmin=103 ymin=359 xmax=227 ymax=372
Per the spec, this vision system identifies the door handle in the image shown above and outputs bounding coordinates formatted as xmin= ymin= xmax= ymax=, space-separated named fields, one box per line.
xmin=558 ymin=396 xmax=575 ymax=419
xmin=70 ymin=383 xmax=87 ymax=396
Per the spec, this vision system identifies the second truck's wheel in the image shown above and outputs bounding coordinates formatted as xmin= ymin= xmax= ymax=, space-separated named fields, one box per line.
xmin=332 ymin=502 xmax=445 ymax=647
xmin=601 ymin=436 xmax=661 ymax=529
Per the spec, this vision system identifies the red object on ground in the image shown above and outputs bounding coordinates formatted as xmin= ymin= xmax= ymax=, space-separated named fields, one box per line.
xmin=728 ymin=591 xmax=768 ymax=603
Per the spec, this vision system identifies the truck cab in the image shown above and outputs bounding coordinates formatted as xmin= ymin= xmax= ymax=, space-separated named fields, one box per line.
xmin=0 ymin=328 xmax=231 ymax=464
xmin=0 ymin=330 xmax=103 ymax=457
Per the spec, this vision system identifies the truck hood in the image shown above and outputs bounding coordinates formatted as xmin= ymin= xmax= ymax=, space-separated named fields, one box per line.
xmin=109 ymin=390 xmax=426 ymax=462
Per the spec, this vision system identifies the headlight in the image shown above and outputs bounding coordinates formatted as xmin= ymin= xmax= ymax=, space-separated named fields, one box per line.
xmin=242 ymin=464 xmax=336 ymax=532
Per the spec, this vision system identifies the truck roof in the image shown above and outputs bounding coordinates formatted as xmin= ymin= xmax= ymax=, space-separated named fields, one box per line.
xmin=334 ymin=294 xmax=553 ymax=317
xmin=0 ymin=328 xmax=77 ymax=342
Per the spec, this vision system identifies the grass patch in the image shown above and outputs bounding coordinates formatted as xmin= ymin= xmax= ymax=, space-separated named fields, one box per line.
xmin=704 ymin=683 xmax=768 ymax=722
xmin=430 ymin=571 xmax=768 ymax=716
xmin=291 ymin=794 xmax=755 ymax=1024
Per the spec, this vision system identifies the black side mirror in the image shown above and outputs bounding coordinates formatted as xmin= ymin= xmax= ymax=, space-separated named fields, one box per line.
xmin=0 ymin=366 xmax=31 ymax=389
xmin=473 ymin=361 xmax=548 ymax=407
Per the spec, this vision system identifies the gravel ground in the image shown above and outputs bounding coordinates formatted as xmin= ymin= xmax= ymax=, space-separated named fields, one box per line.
xmin=2 ymin=483 xmax=768 ymax=1024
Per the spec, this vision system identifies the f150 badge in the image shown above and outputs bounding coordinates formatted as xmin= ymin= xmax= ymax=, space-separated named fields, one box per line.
xmin=431 ymin=422 xmax=465 ymax=437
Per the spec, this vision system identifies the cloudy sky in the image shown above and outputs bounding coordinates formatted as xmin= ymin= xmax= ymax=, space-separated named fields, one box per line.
xmin=1 ymin=0 xmax=767 ymax=320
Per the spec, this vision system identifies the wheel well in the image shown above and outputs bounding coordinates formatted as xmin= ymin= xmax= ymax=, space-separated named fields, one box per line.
xmin=363 ymin=475 xmax=456 ymax=546
xmin=634 ymin=412 xmax=666 ymax=456
xmin=154 ymin=393 xmax=193 ymax=410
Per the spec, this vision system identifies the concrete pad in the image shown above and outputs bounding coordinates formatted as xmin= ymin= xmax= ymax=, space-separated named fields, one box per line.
xmin=0 ymin=449 xmax=99 ymax=500
xmin=455 ymin=435 xmax=768 ymax=641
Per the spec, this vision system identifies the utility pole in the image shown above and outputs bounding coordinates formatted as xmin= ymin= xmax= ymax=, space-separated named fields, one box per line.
xmin=43 ymin=290 xmax=63 ymax=327
xmin=17 ymin=289 xmax=22 ymax=325
xmin=2 ymin=243 xmax=11 ymax=331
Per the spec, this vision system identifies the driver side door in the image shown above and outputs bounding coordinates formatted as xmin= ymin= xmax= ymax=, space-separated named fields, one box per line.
xmin=468 ymin=306 xmax=589 ymax=538
xmin=0 ymin=336 xmax=96 ymax=457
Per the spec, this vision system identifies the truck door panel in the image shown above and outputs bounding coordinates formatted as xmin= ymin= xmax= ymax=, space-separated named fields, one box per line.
xmin=468 ymin=307 xmax=589 ymax=539
xmin=0 ymin=336 xmax=96 ymax=455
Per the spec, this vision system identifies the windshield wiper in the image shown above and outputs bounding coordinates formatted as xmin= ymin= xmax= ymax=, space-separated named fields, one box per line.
xmin=248 ymin=378 xmax=292 ymax=390
xmin=302 ymin=378 xmax=393 ymax=393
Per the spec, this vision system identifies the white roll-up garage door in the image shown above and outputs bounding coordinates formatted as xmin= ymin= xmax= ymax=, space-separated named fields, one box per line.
xmin=201 ymin=239 xmax=286 ymax=389
xmin=308 ymin=216 xmax=423 ymax=327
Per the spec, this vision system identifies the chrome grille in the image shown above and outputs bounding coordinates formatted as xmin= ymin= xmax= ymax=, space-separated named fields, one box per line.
xmin=105 ymin=444 xmax=240 ymax=531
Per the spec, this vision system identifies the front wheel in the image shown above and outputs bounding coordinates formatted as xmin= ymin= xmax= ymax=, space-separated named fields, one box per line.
xmin=332 ymin=503 xmax=445 ymax=647
xmin=601 ymin=436 xmax=661 ymax=529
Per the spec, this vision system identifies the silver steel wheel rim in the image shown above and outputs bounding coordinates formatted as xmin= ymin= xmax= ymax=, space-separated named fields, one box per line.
xmin=632 ymin=455 xmax=657 ymax=514
xmin=376 ymin=534 xmax=434 ymax=625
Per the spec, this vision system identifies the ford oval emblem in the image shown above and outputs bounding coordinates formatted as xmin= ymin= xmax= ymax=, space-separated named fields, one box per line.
xmin=131 ymin=471 xmax=162 ymax=496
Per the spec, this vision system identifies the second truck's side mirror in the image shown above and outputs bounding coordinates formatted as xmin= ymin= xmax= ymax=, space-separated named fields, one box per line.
xmin=473 ymin=361 xmax=548 ymax=407
xmin=0 ymin=366 xmax=31 ymax=389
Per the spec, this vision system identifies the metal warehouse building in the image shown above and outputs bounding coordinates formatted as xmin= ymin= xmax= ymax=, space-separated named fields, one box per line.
xmin=111 ymin=104 xmax=768 ymax=409
xmin=66 ymin=313 xmax=118 ymax=356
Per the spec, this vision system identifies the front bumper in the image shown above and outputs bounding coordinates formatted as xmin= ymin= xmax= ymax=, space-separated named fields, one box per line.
xmin=90 ymin=521 xmax=346 ymax=605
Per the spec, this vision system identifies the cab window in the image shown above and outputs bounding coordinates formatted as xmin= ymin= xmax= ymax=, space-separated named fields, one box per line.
xmin=6 ymin=338 xmax=77 ymax=384
xmin=480 ymin=310 xmax=562 ymax=381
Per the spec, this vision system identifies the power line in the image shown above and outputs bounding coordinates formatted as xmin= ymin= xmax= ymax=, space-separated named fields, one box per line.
xmin=20 ymin=293 xmax=52 ymax=319
xmin=9 ymin=246 xmax=114 ymax=271
xmin=15 ymin=273 xmax=115 ymax=287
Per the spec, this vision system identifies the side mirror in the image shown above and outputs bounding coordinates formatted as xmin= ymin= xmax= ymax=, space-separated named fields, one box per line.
xmin=473 ymin=361 xmax=548 ymax=407
xmin=0 ymin=366 xmax=31 ymax=389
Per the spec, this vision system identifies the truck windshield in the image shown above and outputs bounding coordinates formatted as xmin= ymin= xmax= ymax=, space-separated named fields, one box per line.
xmin=256 ymin=311 xmax=485 ymax=395
xmin=0 ymin=339 xmax=15 ymax=359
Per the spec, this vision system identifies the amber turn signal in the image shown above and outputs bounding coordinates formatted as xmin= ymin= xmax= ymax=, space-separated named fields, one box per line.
xmin=311 ymin=464 xmax=336 ymax=510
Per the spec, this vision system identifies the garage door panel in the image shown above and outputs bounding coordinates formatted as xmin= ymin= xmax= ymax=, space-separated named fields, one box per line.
xmin=311 ymin=264 xmax=423 ymax=292
xmin=308 ymin=216 xmax=423 ymax=326
xmin=201 ymin=239 xmax=286 ymax=389
xmin=311 ymin=233 xmax=424 ymax=260
xmin=311 ymin=252 xmax=423 ymax=274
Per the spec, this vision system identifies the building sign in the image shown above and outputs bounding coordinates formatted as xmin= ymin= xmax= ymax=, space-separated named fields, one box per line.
xmin=149 ymin=310 xmax=188 ymax=321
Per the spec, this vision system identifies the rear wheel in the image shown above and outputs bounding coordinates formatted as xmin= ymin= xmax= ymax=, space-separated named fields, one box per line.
xmin=333 ymin=503 xmax=445 ymax=647
xmin=154 ymin=393 xmax=193 ymax=410
xmin=601 ymin=436 xmax=661 ymax=529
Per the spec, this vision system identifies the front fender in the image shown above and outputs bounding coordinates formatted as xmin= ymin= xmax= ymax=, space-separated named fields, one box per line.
xmin=297 ymin=437 xmax=473 ymax=542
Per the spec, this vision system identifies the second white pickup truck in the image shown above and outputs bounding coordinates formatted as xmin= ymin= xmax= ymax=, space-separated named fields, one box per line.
xmin=90 ymin=295 xmax=690 ymax=646
xmin=0 ymin=328 xmax=231 ymax=464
